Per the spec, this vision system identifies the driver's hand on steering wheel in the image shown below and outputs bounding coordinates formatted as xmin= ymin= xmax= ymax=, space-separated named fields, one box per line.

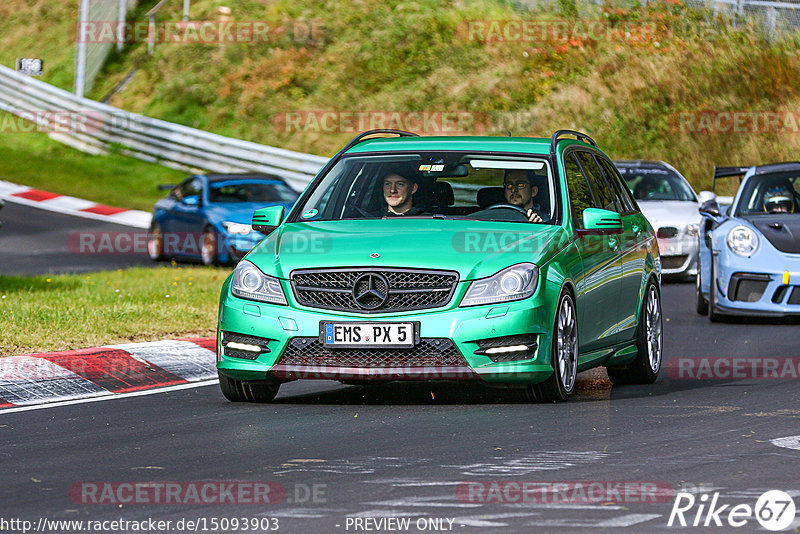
xmin=527 ymin=209 xmax=542 ymax=223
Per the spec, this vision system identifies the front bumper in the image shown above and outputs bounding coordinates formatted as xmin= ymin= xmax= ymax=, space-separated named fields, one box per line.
xmin=713 ymin=252 xmax=800 ymax=316
xmin=217 ymin=278 xmax=557 ymax=385
xmin=220 ymin=233 xmax=262 ymax=263
xmin=657 ymin=232 xmax=698 ymax=276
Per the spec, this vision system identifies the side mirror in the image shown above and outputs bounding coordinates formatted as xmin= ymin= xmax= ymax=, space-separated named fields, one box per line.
xmin=699 ymin=199 xmax=721 ymax=220
xmin=579 ymin=208 xmax=623 ymax=235
xmin=182 ymin=195 xmax=201 ymax=206
xmin=252 ymin=206 xmax=285 ymax=234
xmin=697 ymin=190 xmax=717 ymax=204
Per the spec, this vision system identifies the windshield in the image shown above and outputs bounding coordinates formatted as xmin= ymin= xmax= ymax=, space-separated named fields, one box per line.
xmin=736 ymin=173 xmax=800 ymax=216
xmin=208 ymin=180 xmax=299 ymax=203
xmin=618 ymin=166 xmax=696 ymax=201
xmin=291 ymin=152 xmax=557 ymax=224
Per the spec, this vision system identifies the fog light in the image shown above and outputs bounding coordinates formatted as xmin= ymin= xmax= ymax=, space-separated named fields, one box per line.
xmin=484 ymin=345 xmax=529 ymax=355
xmin=225 ymin=341 xmax=263 ymax=352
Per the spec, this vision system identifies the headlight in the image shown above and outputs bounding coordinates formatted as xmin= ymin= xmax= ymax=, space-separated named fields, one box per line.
xmin=686 ymin=224 xmax=699 ymax=237
xmin=231 ymin=260 xmax=287 ymax=305
xmin=727 ymin=225 xmax=758 ymax=257
xmin=460 ymin=263 xmax=539 ymax=307
xmin=223 ymin=221 xmax=253 ymax=235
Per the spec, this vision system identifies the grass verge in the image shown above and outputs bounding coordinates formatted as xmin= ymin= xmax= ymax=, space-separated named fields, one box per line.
xmin=0 ymin=265 xmax=228 ymax=356
xmin=0 ymin=111 xmax=186 ymax=211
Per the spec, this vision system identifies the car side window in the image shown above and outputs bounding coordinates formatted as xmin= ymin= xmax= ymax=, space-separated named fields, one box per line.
xmin=564 ymin=153 xmax=594 ymax=229
xmin=597 ymin=157 xmax=637 ymax=213
xmin=575 ymin=152 xmax=618 ymax=212
xmin=176 ymin=177 xmax=203 ymax=202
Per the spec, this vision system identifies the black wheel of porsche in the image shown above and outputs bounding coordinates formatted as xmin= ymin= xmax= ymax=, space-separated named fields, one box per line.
xmin=218 ymin=371 xmax=280 ymax=403
xmin=696 ymin=255 xmax=708 ymax=316
xmin=708 ymin=261 xmax=724 ymax=323
xmin=607 ymin=280 xmax=662 ymax=385
xmin=526 ymin=289 xmax=577 ymax=403
xmin=201 ymin=226 xmax=219 ymax=266
xmin=147 ymin=222 xmax=164 ymax=261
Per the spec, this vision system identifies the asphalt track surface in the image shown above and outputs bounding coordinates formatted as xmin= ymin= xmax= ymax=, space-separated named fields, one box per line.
xmin=2 ymin=284 xmax=799 ymax=533
xmin=0 ymin=201 xmax=153 ymax=275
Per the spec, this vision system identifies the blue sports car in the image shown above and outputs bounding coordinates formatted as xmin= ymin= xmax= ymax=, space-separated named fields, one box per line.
xmin=147 ymin=173 xmax=299 ymax=265
xmin=697 ymin=162 xmax=800 ymax=320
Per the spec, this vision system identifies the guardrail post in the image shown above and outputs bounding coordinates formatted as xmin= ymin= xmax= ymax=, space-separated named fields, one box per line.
xmin=766 ymin=6 xmax=777 ymax=38
xmin=148 ymin=14 xmax=155 ymax=55
xmin=183 ymin=0 xmax=190 ymax=22
xmin=74 ymin=0 xmax=90 ymax=98
xmin=117 ymin=0 xmax=126 ymax=53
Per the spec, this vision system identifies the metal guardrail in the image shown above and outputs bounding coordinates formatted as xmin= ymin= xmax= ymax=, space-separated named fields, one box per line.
xmin=0 ymin=65 xmax=485 ymax=200
xmin=0 ymin=64 xmax=328 ymax=192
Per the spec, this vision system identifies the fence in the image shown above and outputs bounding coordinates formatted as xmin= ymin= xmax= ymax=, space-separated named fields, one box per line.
xmin=685 ymin=0 xmax=800 ymax=33
xmin=75 ymin=0 xmax=139 ymax=98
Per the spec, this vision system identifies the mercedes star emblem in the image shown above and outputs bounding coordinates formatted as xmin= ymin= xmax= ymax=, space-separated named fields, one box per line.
xmin=352 ymin=273 xmax=389 ymax=310
xmin=369 ymin=253 xmax=380 ymax=258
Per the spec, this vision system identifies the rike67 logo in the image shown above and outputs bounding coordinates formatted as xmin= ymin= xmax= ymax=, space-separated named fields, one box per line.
xmin=668 ymin=490 xmax=796 ymax=531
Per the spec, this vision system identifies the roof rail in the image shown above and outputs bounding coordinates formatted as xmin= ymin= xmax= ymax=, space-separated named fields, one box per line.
xmin=340 ymin=129 xmax=419 ymax=154
xmin=550 ymin=130 xmax=597 ymax=157
xmin=712 ymin=165 xmax=749 ymax=193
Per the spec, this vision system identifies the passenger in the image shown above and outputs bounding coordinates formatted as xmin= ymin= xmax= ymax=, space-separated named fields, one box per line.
xmin=504 ymin=169 xmax=546 ymax=223
xmin=382 ymin=173 xmax=426 ymax=217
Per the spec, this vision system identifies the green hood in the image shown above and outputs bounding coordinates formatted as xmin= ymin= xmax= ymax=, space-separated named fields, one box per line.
xmin=247 ymin=219 xmax=568 ymax=281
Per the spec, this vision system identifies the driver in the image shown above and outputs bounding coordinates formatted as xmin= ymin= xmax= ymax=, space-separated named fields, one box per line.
xmin=382 ymin=173 xmax=426 ymax=217
xmin=763 ymin=185 xmax=795 ymax=214
xmin=504 ymin=169 xmax=546 ymax=223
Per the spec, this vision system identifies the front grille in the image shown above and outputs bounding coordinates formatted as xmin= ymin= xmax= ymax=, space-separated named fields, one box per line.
xmin=222 ymin=331 xmax=272 ymax=360
xmin=657 ymin=226 xmax=679 ymax=238
xmin=661 ymin=255 xmax=688 ymax=270
xmin=290 ymin=268 xmax=459 ymax=313
xmin=728 ymin=273 xmax=770 ymax=302
xmin=789 ymin=287 xmax=800 ymax=305
xmin=277 ymin=337 xmax=466 ymax=367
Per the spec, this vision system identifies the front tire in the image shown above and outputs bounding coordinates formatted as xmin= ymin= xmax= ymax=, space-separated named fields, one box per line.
xmin=708 ymin=260 xmax=724 ymax=322
xmin=218 ymin=371 xmax=280 ymax=403
xmin=201 ymin=226 xmax=219 ymax=266
xmin=607 ymin=280 xmax=662 ymax=385
xmin=696 ymin=255 xmax=708 ymax=315
xmin=526 ymin=289 xmax=578 ymax=403
xmin=147 ymin=222 xmax=164 ymax=261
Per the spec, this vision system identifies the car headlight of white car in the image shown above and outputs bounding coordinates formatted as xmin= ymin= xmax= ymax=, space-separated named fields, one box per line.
xmin=223 ymin=221 xmax=253 ymax=235
xmin=727 ymin=225 xmax=759 ymax=257
xmin=686 ymin=224 xmax=699 ymax=237
xmin=461 ymin=263 xmax=539 ymax=307
xmin=231 ymin=260 xmax=287 ymax=305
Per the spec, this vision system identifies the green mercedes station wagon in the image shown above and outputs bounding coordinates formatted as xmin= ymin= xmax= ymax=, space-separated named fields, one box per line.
xmin=216 ymin=129 xmax=662 ymax=402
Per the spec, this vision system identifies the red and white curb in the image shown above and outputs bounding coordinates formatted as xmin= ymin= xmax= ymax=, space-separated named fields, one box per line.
xmin=0 ymin=338 xmax=216 ymax=409
xmin=0 ymin=179 xmax=151 ymax=228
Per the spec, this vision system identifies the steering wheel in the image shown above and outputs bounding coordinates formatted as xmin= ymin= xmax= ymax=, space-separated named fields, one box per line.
xmin=484 ymin=203 xmax=530 ymax=221
xmin=344 ymin=202 xmax=378 ymax=218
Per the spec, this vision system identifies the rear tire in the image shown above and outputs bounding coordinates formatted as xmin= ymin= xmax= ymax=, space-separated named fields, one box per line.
xmin=218 ymin=371 xmax=280 ymax=403
xmin=695 ymin=255 xmax=708 ymax=315
xmin=607 ymin=280 xmax=662 ymax=385
xmin=526 ymin=289 xmax=577 ymax=403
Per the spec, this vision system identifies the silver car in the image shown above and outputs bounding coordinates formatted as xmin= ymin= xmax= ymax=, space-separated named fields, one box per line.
xmin=615 ymin=160 xmax=703 ymax=278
